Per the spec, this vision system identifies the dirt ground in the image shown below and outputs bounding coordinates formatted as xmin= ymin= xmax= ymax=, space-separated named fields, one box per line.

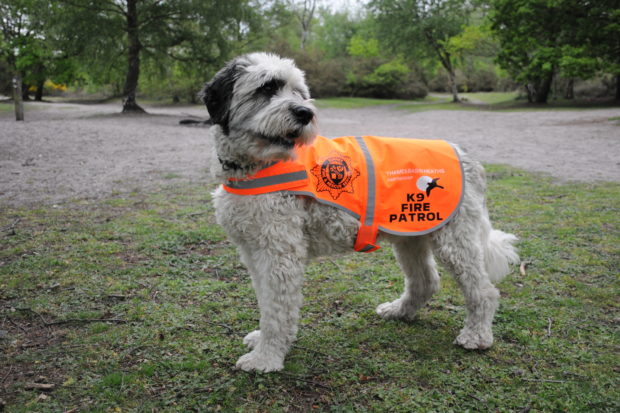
xmin=1 ymin=101 xmax=619 ymax=207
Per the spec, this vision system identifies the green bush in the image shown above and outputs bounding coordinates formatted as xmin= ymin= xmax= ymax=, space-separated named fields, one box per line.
xmin=269 ymin=43 xmax=348 ymax=98
xmin=346 ymin=58 xmax=427 ymax=99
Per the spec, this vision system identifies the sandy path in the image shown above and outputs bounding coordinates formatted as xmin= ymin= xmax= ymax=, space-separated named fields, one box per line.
xmin=1 ymin=101 xmax=619 ymax=207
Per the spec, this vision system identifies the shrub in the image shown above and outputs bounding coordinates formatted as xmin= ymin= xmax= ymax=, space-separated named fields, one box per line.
xmin=269 ymin=43 xmax=348 ymax=98
xmin=346 ymin=58 xmax=427 ymax=99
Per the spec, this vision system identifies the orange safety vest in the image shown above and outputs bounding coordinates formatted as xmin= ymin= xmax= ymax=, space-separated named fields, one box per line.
xmin=223 ymin=136 xmax=464 ymax=252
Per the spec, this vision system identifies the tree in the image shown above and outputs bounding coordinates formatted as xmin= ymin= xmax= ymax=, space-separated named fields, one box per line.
xmin=291 ymin=0 xmax=318 ymax=50
xmin=370 ymin=0 xmax=473 ymax=102
xmin=490 ymin=0 xmax=620 ymax=103
xmin=0 ymin=0 xmax=46 ymax=120
xmin=57 ymin=0 xmax=258 ymax=113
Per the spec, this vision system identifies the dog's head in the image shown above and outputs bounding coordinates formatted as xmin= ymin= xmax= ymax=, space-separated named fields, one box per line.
xmin=202 ymin=53 xmax=317 ymax=162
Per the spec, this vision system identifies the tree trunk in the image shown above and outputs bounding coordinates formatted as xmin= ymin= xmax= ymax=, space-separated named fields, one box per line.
xmin=534 ymin=71 xmax=554 ymax=103
xmin=449 ymin=70 xmax=460 ymax=103
xmin=526 ymin=71 xmax=554 ymax=104
xmin=13 ymin=73 xmax=24 ymax=121
xmin=616 ymin=74 xmax=620 ymax=101
xmin=122 ymin=0 xmax=145 ymax=113
xmin=35 ymin=78 xmax=45 ymax=101
xmin=22 ymin=82 xmax=30 ymax=101
xmin=564 ymin=78 xmax=574 ymax=100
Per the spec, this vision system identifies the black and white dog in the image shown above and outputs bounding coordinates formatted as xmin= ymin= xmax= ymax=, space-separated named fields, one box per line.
xmin=202 ymin=52 xmax=518 ymax=372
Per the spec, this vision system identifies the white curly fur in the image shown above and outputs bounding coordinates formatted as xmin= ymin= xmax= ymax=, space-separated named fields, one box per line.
xmin=202 ymin=52 xmax=519 ymax=372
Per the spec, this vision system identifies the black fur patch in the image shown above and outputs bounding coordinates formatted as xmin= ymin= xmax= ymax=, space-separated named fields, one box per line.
xmin=202 ymin=61 xmax=244 ymax=134
xmin=256 ymin=78 xmax=285 ymax=98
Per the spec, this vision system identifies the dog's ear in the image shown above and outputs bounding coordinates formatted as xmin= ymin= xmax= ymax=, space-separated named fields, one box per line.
xmin=202 ymin=62 xmax=241 ymax=133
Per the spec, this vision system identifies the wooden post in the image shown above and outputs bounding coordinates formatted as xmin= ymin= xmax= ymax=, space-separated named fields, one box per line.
xmin=13 ymin=72 xmax=24 ymax=121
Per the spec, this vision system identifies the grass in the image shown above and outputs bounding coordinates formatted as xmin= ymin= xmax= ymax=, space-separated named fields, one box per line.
xmin=1 ymin=166 xmax=619 ymax=412
xmin=0 ymin=102 xmax=15 ymax=113
xmin=316 ymin=92 xmax=619 ymax=112
xmin=459 ymin=91 xmax=519 ymax=104
xmin=314 ymin=97 xmax=418 ymax=109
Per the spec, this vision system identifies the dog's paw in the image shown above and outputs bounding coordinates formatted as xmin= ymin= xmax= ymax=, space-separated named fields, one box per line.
xmin=376 ymin=299 xmax=416 ymax=321
xmin=454 ymin=328 xmax=493 ymax=350
xmin=235 ymin=350 xmax=283 ymax=372
xmin=243 ymin=330 xmax=261 ymax=349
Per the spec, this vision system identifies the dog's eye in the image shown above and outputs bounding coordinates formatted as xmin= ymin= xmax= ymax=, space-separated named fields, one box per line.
xmin=258 ymin=79 xmax=284 ymax=96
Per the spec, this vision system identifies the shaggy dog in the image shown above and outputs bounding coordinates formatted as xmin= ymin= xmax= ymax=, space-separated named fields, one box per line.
xmin=202 ymin=52 xmax=519 ymax=372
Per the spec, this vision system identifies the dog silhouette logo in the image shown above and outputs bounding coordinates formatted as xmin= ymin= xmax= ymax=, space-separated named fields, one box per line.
xmin=311 ymin=151 xmax=360 ymax=200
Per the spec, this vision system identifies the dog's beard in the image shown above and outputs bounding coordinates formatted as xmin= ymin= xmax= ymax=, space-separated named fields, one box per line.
xmin=240 ymin=99 xmax=318 ymax=160
xmin=246 ymin=122 xmax=317 ymax=161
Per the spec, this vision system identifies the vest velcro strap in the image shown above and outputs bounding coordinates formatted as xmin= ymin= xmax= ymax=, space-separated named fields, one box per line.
xmin=354 ymin=224 xmax=380 ymax=253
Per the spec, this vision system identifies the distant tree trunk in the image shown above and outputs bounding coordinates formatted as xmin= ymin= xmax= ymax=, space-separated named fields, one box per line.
xmin=525 ymin=71 xmax=554 ymax=103
xmin=564 ymin=78 xmax=574 ymax=100
xmin=296 ymin=0 xmax=316 ymax=50
xmin=35 ymin=78 xmax=45 ymax=101
xmin=536 ymin=72 xmax=553 ymax=103
xmin=122 ymin=0 xmax=145 ymax=113
xmin=616 ymin=74 xmax=620 ymax=101
xmin=426 ymin=30 xmax=459 ymax=102
xmin=22 ymin=82 xmax=30 ymax=101
xmin=13 ymin=73 xmax=24 ymax=121
xmin=448 ymin=70 xmax=459 ymax=103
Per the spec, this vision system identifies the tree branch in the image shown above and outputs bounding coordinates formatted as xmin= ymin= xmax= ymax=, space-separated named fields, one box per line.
xmin=57 ymin=0 xmax=127 ymax=17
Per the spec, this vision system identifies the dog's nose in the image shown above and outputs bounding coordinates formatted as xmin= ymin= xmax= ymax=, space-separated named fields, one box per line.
xmin=291 ymin=106 xmax=314 ymax=125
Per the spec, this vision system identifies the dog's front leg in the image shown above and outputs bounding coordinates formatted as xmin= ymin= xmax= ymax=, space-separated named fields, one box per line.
xmin=235 ymin=243 xmax=305 ymax=372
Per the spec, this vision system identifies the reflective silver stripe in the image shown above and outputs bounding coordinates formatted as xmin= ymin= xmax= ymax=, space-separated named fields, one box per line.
xmin=287 ymin=190 xmax=361 ymax=220
xmin=355 ymin=136 xmax=376 ymax=227
xmin=226 ymin=170 xmax=308 ymax=189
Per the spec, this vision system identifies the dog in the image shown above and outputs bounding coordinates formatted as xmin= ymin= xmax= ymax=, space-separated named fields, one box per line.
xmin=202 ymin=52 xmax=519 ymax=372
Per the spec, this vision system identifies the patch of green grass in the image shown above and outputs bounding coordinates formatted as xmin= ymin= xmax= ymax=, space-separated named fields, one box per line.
xmin=0 ymin=102 xmax=14 ymax=113
xmin=315 ymin=97 xmax=414 ymax=109
xmin=1 ymin=168 xmax=618 ymax=412
xmin=460 ymin=91 xmax=519 ymax=104
xmin=315 ymin=94 xmax=619 ymax=113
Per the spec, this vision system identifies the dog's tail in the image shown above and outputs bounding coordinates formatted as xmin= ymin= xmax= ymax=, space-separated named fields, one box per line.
xmin=482 ymin=217 xmax=519 ymax=283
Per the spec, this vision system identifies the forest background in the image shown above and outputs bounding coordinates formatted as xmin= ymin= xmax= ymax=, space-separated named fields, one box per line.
xmin=1 ymin=0 xmax=619 ymax=114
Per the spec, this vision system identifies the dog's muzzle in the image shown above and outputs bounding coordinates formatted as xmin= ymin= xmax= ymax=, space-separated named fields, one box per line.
xmin=291 ymin=106 xmax=314 ymax=126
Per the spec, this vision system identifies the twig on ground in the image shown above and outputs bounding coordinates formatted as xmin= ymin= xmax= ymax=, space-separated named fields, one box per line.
xmin=522 ymin=378 xmax=566 ymax=383
xmin=468 ymin=393 xmax=487 ymax=403
xmin=14 ymin=309 xmax=128 ymax=326
xmin=1 ymin=366 xmax=13 ymax=384
xmin=16 ymin=307 xmax=50 ymax=326
xmin=7 ymin=317 xmax=27 ymax=333
xmin=327 ymin=259 xmax=344 ymax=273
xmin=45 ymin=318 xmax=128 ymax=326
xmin=24 ymin=382 xmax=55 ymax=391
xmin=546 ymin=317 xmax=553 ymax=337
xmin=204 ymin=321 xmax=236 ymax=335
xmin=2 ymin=218 xmax=20 ymax=236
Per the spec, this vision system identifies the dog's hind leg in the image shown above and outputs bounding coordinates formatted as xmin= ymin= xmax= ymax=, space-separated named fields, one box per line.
xmin=235 ymin=241 xmax=306 ymax=372
xmin=432 ymin=223 xmax=500 ymax=350
xmin=376 ymin=236 xmax=440 ymax=321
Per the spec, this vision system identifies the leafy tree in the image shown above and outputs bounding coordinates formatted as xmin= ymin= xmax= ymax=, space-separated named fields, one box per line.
xmin=313 ymin=8 xmax=359 ymax=59
xmin=490 ymin=0 xmax=620 ymax=103
xmin=369 ymin=0 xmax=474 ymax=102
xmin=0 ymin=0 xmax=51 ymax=119
xmin=56 ymin=0 xmax=259 ymax=112
xmin=291 ymin=0 xmax=318 ymax=50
